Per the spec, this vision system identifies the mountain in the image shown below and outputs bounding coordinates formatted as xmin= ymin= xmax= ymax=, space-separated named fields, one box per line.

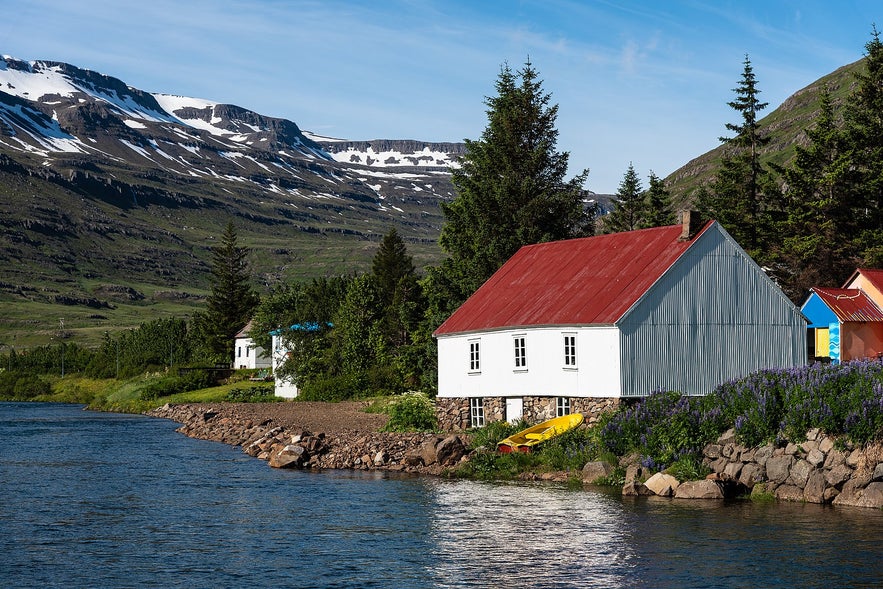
xmin=664 ymin=59 xmax=863 ymax=203
xmin=0 ymin=55 xmax=468 ymax=345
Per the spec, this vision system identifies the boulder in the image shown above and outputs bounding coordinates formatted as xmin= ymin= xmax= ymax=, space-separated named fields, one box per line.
xmin=435 ymin=435 xmax=467 ymax=466
xmin=674 ymin=480 xmax=724 ymax=500
xmin=723 ymin=461 xmax=743 ymax=480
xmin=825 ymin=464 xmax=853 ymax=488
xmin=803 ymin=470 xmax=827 ymax=504
xmin=625 ymin=464 xmax=644 ymax=484
xmin=717 ymin=428 xmax=736 ymax=445
xmin=819 ymin=436 xmax=835 ymax=454
xmin=806 ymin=448 xmax=826 ymax=468
xmin=644 ymin=473 xmax=680 ymax=497
xmin=268 ymin=444 xmax=306 ymax=469
xmin=788 ymin=459 xmax=813 ymax=489
xmin=703 ymin=443 xmax=722 ymax=459
xmin=754 ymin=445 xmax=774 ymax=467
xmin=872 ymin=462 xmax=883 ymax=482
xmin=582 ymin=461 xmax=615 ymax=484
xmin=775 ymin=484 xmax=804 ymax=502
xmin=622 ymin=481 xmax=653 ymax=496
xmin=833 ymin=481 xmax=883 ymax=508
xmin=824 ymin=448 xmax=846 ymax=469
xmin=737 ymin=463 xmax=765 ymax=488
xmin=766 ymin=455 xmax=794 ymax=484
xmin=418 ymin=437 xmax=442 ymax=466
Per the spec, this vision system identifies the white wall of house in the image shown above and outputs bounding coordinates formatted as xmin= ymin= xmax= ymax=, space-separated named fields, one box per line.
xmin=436 ymin=326 xmax=621 ymax=398
xmin=271 ymin=333 xmax=298 ymax=398
xmin=233 ymin=337 xmax=271 ymax=370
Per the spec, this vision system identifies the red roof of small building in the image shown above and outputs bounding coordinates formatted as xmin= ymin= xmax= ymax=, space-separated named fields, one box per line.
xmin=434 ymin=221 xmax=713 ymax=336
xmin=811 ymin=287 xmax=883 ymax=322
xmin=847 ymin=268 xmax=883 ymax=291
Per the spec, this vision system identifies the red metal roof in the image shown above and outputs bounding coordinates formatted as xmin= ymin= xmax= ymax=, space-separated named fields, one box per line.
xmin=811 ymin=287 xmax=883 ymax=322
xmin=849 ymin=268 xmax=883 ymax=292
xmin=434 ymin=221 xmax=713 ymax=336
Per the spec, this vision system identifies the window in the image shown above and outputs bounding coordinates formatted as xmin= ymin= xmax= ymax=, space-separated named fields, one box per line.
xmin=557 ymin=397 xmax=571 ymax=417
xmin=513 ymin=336 xmax=527 ymax=369
xmin=469 ymin=339 xmax=481 ymax=372
xmin=237 ymin=346 xmax=242 ymax=358
xmin=564 ymin=334 xmax=576 ymax=367
xmin=246 ymin=347 xmax=251 ymax=357
xmin=470 ymin=398 xmax=485 ymax=428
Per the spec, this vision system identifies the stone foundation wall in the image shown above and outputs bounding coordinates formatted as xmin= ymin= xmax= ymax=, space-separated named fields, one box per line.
xmin=435 ymin=396 xmax=620 ymax=431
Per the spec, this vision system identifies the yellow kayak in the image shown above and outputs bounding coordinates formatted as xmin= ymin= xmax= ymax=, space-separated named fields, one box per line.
xmin=497 ymin=413 xmax=584 ymax=453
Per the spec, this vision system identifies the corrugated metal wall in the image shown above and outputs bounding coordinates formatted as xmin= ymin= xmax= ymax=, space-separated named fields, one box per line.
xmin=618 ymin=224 xmax=807 ymax=396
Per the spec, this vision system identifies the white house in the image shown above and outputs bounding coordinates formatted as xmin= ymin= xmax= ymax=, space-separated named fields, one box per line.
xmin=233 ymin=321 xmax=271 ymax=370
xmin=433 ymin=214 xmax=807 ymax=430
xmin=269 ymin=322 xmax=328 ymax=399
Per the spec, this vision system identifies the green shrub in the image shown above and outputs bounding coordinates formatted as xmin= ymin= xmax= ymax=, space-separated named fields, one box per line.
xmin=225 ymin=385 xmax=278 ymax=403
xmin=467 ymin=419 xmax=526 ymax=450
xmin=298 ymin=373 xmax=366 ymax=401
xmin=665 ymin=455 xmax=711 ymax=482
xmin=381 ymin=392 xmax=437 ymax=432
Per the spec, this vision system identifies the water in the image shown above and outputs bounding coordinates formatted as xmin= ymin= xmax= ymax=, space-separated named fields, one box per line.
xmin=1 ymin=403 xmax=881 ymax=588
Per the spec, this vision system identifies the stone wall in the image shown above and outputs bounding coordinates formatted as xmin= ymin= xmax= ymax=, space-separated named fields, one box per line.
xmin=435 ymin=396 xmax=620 ymax=431
xmin=702 ymin=427 xmax=883 ymax=508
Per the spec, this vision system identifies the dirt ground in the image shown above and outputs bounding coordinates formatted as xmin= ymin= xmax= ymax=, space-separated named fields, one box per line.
xmin=193 ymin=400 xmax=390 ymax=434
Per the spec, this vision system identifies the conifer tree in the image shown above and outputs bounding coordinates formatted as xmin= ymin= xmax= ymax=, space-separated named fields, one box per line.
xmin=839 ymin=26 xmax=883 ymax=266
xmin=698 ymin=55 xmax=777 ymax=260
xmin=604 ymin=163 xmax=644 ymax=233
xmin=433 ymin=60 xmax=592 ymax=311
xmin=371 ymin=228 xmax=424 ymax=349
xmin=194 ymin=221 xmax=259 ymax=361
xmin=642 ymin=171 xmax=676 ymax=228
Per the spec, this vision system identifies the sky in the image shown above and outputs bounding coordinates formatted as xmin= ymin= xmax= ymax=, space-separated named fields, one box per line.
xmin=1 ymin=1 xmax=880 ymax=194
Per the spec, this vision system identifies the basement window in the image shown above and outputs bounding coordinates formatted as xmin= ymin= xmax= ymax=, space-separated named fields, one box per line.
xmin=470 ymin=397 xmax=485 ymax=428
xmin=557 ymin=397 xmax=571 ymax=417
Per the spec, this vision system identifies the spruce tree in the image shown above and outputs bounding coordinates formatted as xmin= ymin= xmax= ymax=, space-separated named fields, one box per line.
xmin=642 ymin=171 xmax=676 ymax=228
xmin=371 ymin=228 xmax=424 ymax=349
xmin=698 ymin=55 xmax=777 ymax=259
xmin=840 ymin=26 xmax=883 ymax=266
xmin=196 ymin=221 xmax=259 ymax=361
xmin=434 ymin=60 xmax=592 ymax=309
xmin=604 ymin=163 xmax=645 ymax=233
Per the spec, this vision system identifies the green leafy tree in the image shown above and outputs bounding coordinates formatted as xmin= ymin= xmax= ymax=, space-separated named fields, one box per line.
xmin=434 ymin=59 xmax=593 ymax=309
xmin=642 ymin=171 xmax=676 ymax=228
xmin=698 ymin=55 xmax=778 ymax=260
xmin=193 ymin=222 xmax=259 ymax=362
xmin=604 ymin=163 xmax=645 ymax=233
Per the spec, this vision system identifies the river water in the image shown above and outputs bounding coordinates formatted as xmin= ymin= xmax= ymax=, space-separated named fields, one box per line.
xmin=1 ymin=402 xmax=881 ymax=588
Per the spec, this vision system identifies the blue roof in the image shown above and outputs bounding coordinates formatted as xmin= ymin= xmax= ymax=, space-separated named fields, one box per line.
xmin=269 ymin=321 xmax=332 ymax=336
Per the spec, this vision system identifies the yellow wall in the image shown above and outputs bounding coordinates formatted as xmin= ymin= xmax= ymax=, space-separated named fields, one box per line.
xmin=815 ymin=328 xmax=830 ymax=358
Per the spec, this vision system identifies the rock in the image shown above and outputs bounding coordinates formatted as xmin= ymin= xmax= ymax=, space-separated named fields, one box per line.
xmin=872 ymin=463 xmax=883 ymax=482
xmin=723 ymin=461 xmax=743 ymax=480
xmin=644 ymin=472 xmax=680 ymax=496
xmin=788 ymin=459 xmax=813 ymax=489
xmin=268 ymin=444 xmax=306 ymax=469
xmin=823 ymin=487 xmax=840 ymax=502
xmin=803 ymin=470 xmax=827 ymax=504
xmin=824 ymin=448 xmax=846 ymax=469
xmin=775 ymin=484 xmax=804 ymax=502
xmin=806 ymin=428 xmax=821 ymax=442
xmin=418 ymin=437 xmax=441 ymax=466
xmin=784 ymin=442 xmax=801 ymax=456
xmin=806 ymin=448 xmax=826 ymax=468
xmin=435 ymin=435 xmax=467 ymax=466
xmin=737 ymin=463 xmax=765 ymax=488
xmin=765 ymin=455 xmax=794 ymax=484
xmin=847 ymin=448 xmax=863 ymax=468
xmin=675 ymin=480 xmax=724 ymax=500
xmin=703 ymin=444 xmax=722 ymax=459
xmin=739 ymin=447 xmax=756 ymax=463
xmin=722 ymin=443 xmax=737 ymax=459
xmin=374 ymin=450 xmax=387 ymax=466
xmin=710 ymin=457 xmax=728 ymax=473
xmin=833 ymin=481 xmax=883 ymax=508
xmin=625 ymin=464 xmax=644 ymax=484
xmin=622 ymin=481 xmax=653 ymax=496
xmin=717 ymin=428 xmax=736 ymax=445
xmin=582 ymin=461 xmax=615 ymax=484
xmin=825 ymin=464 xmax=853 ymax=488
xmin=819 ymin=436 xmax=835 ymax=454
xmin=754 ymin=445 xmax=774 ymax=467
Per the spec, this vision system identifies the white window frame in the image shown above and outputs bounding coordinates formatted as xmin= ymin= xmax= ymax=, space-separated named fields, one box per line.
xmin=563 ymin=333 xmax=577 ymax=369
xmin=468 ymin=338 xmax=481 ymax=373
xmin=513 ymin=334 xmax=527 ymax=370
xmin=470 ymin=397 xmax=485 ymax=428
xmin=557 ymin=397 xmax=571 ymax=417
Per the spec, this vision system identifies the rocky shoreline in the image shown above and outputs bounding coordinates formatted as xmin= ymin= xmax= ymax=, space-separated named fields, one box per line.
xmin=149 ymin=403 xmax=883 ymax=509
xmin=147 ymin=403 xmax=471 ymax=475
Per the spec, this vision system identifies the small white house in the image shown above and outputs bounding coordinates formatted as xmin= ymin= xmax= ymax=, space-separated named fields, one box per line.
xmin=433 ymin=214 xmax=807 ymax=430
xmin=271 ymin=331 xmax=299 ymax=398
xmin=233 ymin=321 xmax=271 ymax=370
xmin=269 ymin=322 xmax=328 ymax=399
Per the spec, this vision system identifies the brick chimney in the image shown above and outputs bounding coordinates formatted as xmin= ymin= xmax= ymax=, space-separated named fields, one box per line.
xmin=678 ymin=209 xmax=702 ymax=241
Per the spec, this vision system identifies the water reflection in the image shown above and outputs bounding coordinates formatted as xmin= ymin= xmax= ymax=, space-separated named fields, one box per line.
xmin=425 ymin=480 xmax=883 ymax=589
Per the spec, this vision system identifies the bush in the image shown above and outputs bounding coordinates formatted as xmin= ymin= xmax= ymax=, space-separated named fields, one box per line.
xmin=225 ymin=385 xmax=277 ymax=403
xmin=139 ymin=370 xmax=216 ymax=401
xmin=381 ymin=392 xmax=437 ymax=432
xmin=298 ymin=373 xmax=366 ymax=402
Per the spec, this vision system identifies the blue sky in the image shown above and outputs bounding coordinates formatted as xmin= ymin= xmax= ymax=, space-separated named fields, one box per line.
xmin=1 ymin=1 xmax=879 ymax=193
